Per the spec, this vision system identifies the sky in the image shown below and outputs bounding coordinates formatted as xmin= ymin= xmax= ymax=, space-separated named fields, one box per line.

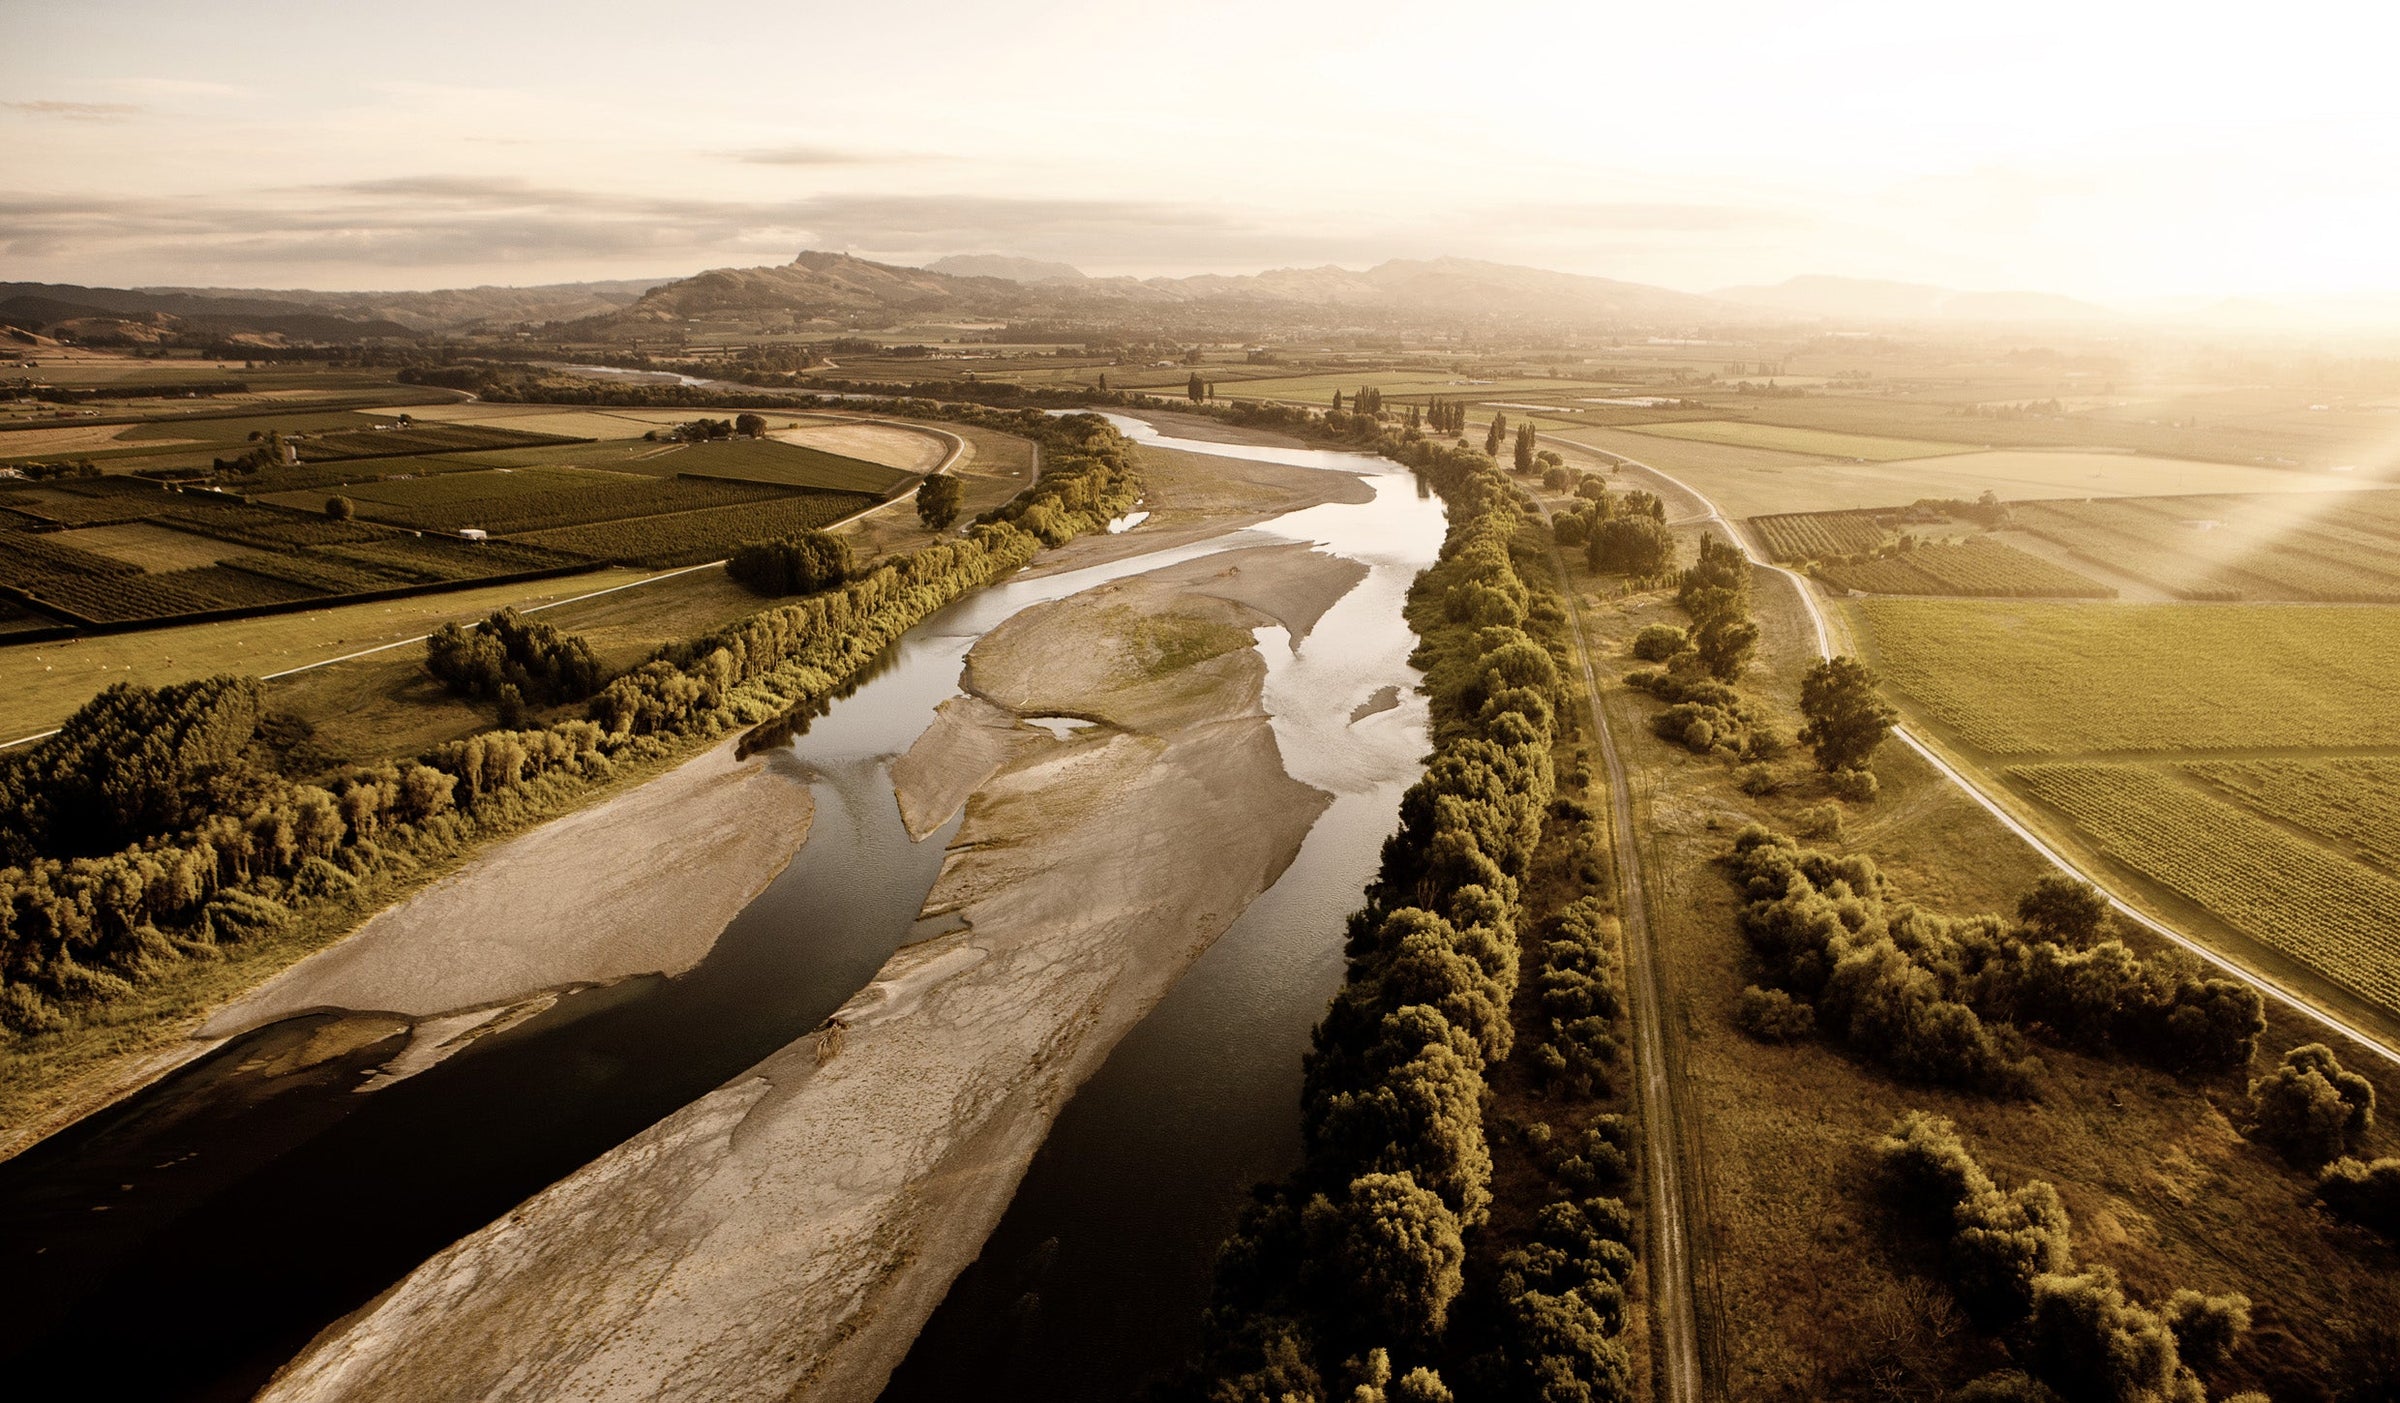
xmin=4 ymin=0 xmax=2398 ymax=303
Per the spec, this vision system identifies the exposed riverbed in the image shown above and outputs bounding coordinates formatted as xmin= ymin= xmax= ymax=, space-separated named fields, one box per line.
xmin=0 ymin=417 xmax=1442 ymax=1401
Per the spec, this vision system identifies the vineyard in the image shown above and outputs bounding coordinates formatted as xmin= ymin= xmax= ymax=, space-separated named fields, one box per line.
xmin=516 ymin=489 xmax=877 ymax=567
xmin=1816 ymin=539 xmax=2113 ymax=598
xmin=2182 ymin=757 xmax=2400 ymax=872
xmin=1750 ymin=509 xmax=1892 ymax=561
xmin=1856 ymin=599 xmax=2400 ymax=753
xmin=645 ymin=437 xmax=915 ymax=495
xmin=275 ymin=467 xmax=788 ymax=535
xmin=2008 ymin=762 xmax=2400 ymax=1012
xmin=2009 ymin=490 xmax=2400 ymax=601
xmin=292 ymin=422 xmax=581 ymax=461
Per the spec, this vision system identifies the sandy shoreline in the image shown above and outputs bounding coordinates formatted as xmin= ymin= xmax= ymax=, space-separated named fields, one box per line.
xmin=256 ymin=544 xmax=1364 ymax=1403
xmin=202 ymin=735 xmax=816 ymax=1036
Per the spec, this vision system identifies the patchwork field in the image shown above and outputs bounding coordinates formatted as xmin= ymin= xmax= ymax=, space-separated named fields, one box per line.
xmin=2008 ymin=490 xmax=2400 ymax=601
xmin=1815 ymin=539 xmax=2113 ymax=598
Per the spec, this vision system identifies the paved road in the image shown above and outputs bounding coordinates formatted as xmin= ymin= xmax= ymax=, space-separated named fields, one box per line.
xmin=1546 ymin=530 xmax=1707 ymax=1403
xmin=1560 ymin=438 xmax=2400 ymax=1070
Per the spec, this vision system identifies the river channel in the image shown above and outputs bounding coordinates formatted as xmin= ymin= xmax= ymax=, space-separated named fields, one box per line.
xmin=0 ymin=416 xmax=1444 ymax=1400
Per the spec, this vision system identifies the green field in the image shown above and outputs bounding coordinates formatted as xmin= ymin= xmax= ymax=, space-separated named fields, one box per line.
xmin=2006 ymin=491 xmax=2400 ymax=602
xmin=1616 ymin=419 xmax=1980 ymax=460
xmin=649 ymin=437 xmax=913 ymax=494
xmin=1854 ymin=599 xmax=2400 ymax=754
xmin=1816 ymin=540 xmax=2113 ymax=598
xmin=513 ymin=490 xmax=878 ymax=566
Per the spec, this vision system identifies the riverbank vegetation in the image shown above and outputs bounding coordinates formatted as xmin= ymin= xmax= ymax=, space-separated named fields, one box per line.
xmin=1176 ymin=436 xmax=1641 ymax=1401
xmin=0 ymin=412 xmax=1141 ymax=1136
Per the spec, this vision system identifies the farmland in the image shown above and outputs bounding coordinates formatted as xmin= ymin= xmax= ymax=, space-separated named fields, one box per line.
xmin=1853 ymin=599 xmax=2400 ymax=754
xmin=2185 ymin=757 xmax=2400 ymax=872
xmin=2008 ymin=490 xmax=2400 ymax=601
xmin=2009 ymin=763 xmax=2400 ymax=1013
xmin=1616 ymin=418 xmax=1979 ymax=460
xmin=1815 ymin=539 xmax=2114 ymax=597
xmin=1548 ymin=421 xmax=2371 ymax=516
xmin=264 ymin=467 xmax=791 ymax=535
xmin=513 ymin=489 xmax=877 ymax=566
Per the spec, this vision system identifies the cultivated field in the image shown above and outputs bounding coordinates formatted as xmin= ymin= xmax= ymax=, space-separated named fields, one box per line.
xmin=1854 ymin=599 xmax=2400 ymax=754
xmin=2008 ymin=490 xmax=2400 ymax=601
xmin=1616 ymin=418 xmax=1979 ymax=460
xmin=2009 ymin=762 xmax=2400 ymax=1012
xmin=1815 ymin=539 xmax=2114 ymax=597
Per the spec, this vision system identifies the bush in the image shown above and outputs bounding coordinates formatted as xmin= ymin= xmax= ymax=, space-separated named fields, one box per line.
xmin=2021 ymin=1270 xmax=2191 ymax=1403
xmin=324 ymin=494 xmax=354 ymax=520
xmin=425 ymin=608 xmax=605 ymax=707
xmin=1832 ymin=768 xmax=1879 ymax=803
xmin=1793 ymin=803 xmax=1843 ymax=840
xmin=1630 ymin=624 xmax=1687 ymax=661
xmin=726 ymin=529 xmax=851 ymax=596
xmin=2316 ymin=1156 xmax=2400 ymax=1239
xmin=1952 ymin=1372 xmax=2066 ymax=1403
xmin=1735 ymin=985 xmax=1816 ymax=1041
xmin=2249 ymin=1043 xmax=2376 ymax=1162
xmin=2162 ymin=1288 xmax=2250 ymax=1371
xmin=1736 ymin=762 xmax=1781 ymax=796
xmin=915 ymin=473 xmax=964 ymax=530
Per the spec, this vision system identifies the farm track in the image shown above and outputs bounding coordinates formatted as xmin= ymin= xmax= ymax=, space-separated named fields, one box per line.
xmin=1546 ymin=529 xmax=1710 ymax=1403
xmin=1556 ymin=436 xmax=2400 ymax=1070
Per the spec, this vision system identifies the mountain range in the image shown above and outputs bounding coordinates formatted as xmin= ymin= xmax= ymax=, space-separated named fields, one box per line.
xmin=0 ymin=256 xmax=2263 ymax=345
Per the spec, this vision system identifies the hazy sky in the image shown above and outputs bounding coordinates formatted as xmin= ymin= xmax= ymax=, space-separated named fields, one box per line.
xmin=4 ymin=0 xmax=2395 ymax=300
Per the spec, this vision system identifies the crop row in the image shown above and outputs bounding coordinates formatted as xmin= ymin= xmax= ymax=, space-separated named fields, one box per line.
xmin=340 ymin=472 xmax=786 ymax=536
xmin=2182 ymin=757 xmax=2400 ymax=873
xmin=1818 ymin=539 xmax=2113 ymax=598
xmin=515 ymin=489 xmax=877 ymax=567
xmin=1750 ymin=509 xmax=1890 ymax=561
xmin=158 ymin=500 xmax=390 ymax=549
xmin=296 ymin=423 xmax=577 ymax=461
xmin=2013 ymin=497 xmax=2400 ymax=601
xmin=0 ymin=530 xmax=141 ymax=587
xmin=2009 ymin=762 xmax=2400 ymax=1012
xmin=1857 ymin=599 xmax=2400 ymax=755
xmin=315 ymin=536 xmax=581 ymax=583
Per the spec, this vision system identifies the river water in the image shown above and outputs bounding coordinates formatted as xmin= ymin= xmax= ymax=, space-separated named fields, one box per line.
xmin=0 ymin=417 xmax=1442 ymax=1400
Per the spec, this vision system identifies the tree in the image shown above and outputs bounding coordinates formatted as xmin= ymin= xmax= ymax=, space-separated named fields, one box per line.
xmin=1513 ymin=423 xmax=1536 ymax=473
xmin=324 ymin=494 xmax=354 ymax=520
xmin=2162 ymin=1289 xmax=2250 ymax=1371
xmin=2018 ymin=875 xmax=2109 ymax=948
xmin=1190 ymin=372 xmax=1206 ymax=402
xmin=734 ymin=412 xmax=767 ymax=438
xmin=1484 ymin=412 xmax=1508 ymax=456
xmin=1586 ymin=515 xmax=1674 ymax=577
xmin=2249 ymin=1043 xmax=2376 ymax=1161
xmin=1798 ymin=655 xmax=1897 ymax=772
xmin=916 ymin=474 xmax=964 ymax=531
xmin=726 ymin=530 xmax=851 ymax=596
xmin=1303 ymin=1172 xmax=1466 ymax=1341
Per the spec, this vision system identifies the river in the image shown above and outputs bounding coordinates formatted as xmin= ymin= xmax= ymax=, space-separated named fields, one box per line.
xmin=0 ymin=416 xmax=1442 ymax=1400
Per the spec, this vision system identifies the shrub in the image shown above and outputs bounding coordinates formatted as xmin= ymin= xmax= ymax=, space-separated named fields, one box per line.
xmin=1793 ymin=803 xmax=1843 ymax=839
xmin=1735 ymin=985 xmax=1816 ymax=1041
xmin=2316 ymin=1156 xmax=2400 ymax=1239
xmin=1736 ymin=762 xmax=1781 ymax=796
xmin=2249 ymin=1043 xmax=2376 ymax=1161
xmin=1832 ymin=768 xmax=1880 ymax=803
xmin=2021 ymin=1270 xmax=2191 ymax=1403
xmin=726 ymin=529 xmax=852 ymax=596
xmin=324 ymin=494 xmax=354 ymax=520
xmin=2162 ymin=1288 xmax=2250 ymax=1371
xmin=915 ymin=473 xmax=964 ymax=530
xmin=1630 ymin=624 xmax=1687 ymax=661
xmin=1953 ymin=1372 xmax=2066 ymax=1403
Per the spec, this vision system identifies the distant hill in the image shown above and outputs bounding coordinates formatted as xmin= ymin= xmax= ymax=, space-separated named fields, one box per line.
xmin=0 ymin=284 xmax=418 ymax=343
xmin=924 ymin=254 xmax=1088 ymax=284
xmin=1713 ymin=274 xmax=2109 ymax=324
xmin=139 ymin=279 xmax=669 ymax=333
xmin=594 ymin=250 xmax=1743 ymax=332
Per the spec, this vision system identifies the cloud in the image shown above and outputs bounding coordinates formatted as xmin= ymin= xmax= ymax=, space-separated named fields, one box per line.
xmin=3 ymin=100 xmax=142 ymax=121
xmin=728 ymin=144 xmax=923 ymax=166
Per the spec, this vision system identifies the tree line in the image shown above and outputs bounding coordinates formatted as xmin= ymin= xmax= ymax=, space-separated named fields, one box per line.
xmin=1178 ymin=436 xmax=1637 ymax=1402
xmin=0 ymin=414 xmax=1144 ymax=1040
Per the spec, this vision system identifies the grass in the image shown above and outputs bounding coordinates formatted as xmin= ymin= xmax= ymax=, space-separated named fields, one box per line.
xmin=1570 ymin=531 xmax=2400 ymax=1400
xmin=0 ymin=566 xmax=647 ymax=739
xmin=1617 ymin=419 xmax=1981 ymax=461
xmin=1852 ymin=600 xmax=2400 ymax=754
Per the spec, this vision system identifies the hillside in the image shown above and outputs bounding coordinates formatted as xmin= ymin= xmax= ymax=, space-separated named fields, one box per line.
xmin=1714 ymin=274 xmax=2108 ymax=324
